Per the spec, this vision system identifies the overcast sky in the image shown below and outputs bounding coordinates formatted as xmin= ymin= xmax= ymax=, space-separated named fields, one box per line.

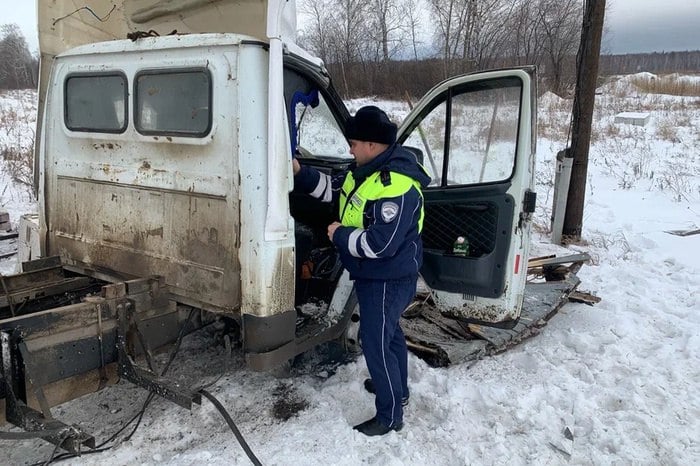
xmin=1 ymin=0 xmax=699 ymax=56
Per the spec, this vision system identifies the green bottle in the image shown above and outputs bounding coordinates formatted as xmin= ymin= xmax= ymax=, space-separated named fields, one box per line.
xmin=453 ymin=236 xmax=469 ymax=256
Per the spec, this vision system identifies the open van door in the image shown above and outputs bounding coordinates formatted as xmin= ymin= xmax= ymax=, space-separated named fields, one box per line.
xmin=398 ymin=67 xmax=537 ymax=327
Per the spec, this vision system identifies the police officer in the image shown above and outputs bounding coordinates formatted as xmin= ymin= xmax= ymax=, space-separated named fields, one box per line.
xmin=293 ymin=106 xmax=430 ymax=436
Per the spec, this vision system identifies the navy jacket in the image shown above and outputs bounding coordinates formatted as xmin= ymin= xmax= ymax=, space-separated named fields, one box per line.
xmin=295 ymin=145 xmax=431 ymax=280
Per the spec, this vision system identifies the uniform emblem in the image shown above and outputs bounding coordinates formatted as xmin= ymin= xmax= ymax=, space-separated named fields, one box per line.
xmin=381 ymin=202 xmax=399 ymax=222
xmin=350 ymin=194 xmax=363 ymax=207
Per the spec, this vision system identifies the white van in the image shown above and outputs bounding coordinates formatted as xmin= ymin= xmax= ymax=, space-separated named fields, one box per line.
xmin=27 ymin=0 xmax=537 ymax=370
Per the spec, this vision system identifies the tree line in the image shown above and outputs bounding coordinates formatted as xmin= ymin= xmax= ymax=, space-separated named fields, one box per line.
xmin=299 ymin=0 xmax=584 ymax=97
xmin=299 ymin=0 xmax=700 ymax=98
xmin=0 ymin=24 xmax=38 ymax=90
xmin=2 ymin=9 xmax=699 ymax=95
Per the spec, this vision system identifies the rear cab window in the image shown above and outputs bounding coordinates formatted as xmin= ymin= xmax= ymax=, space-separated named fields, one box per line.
xmin=64 ymin=73 xmax=128 ymax=133
xmin=134 ymin=69 xmax=212 ymax=137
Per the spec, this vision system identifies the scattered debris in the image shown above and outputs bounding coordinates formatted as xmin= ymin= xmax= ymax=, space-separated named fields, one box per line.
xmin=400 ymin=253 xmax=598 ymax=368
xmin=665 ymin=228 xmax=700 ymax=237
xmin=0 ymin=230 xmax=18 ymax=259
xmin=0 ymin=210 xmax=11 ymax=231
xmin=568 ymin=291 xmax=602 ymax=305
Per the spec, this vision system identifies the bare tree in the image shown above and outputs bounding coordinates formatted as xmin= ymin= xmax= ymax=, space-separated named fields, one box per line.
xmin=429 ymin=0 xmax=510 ymax=75
xmin=536 ymin=0 xmax=582 ymax=95
xmin=0 ymin=24 xmax=36 ymax=89
xmin=298 ymin=0 xmax=334 ymax=64
xmin=299 ymin=0 xmax=368 ymax=63
xmin=402 ymin=0 xmax=424 ymax=61
xmin=366 ymin=0 xmax=406 ymax=62
xmin=464 ymin=0 xmax=514 ymax=69
xmin=429 ymin=0 xmax=461 ymax=76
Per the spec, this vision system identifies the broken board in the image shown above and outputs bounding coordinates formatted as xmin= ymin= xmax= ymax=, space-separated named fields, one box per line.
xmin=402 ymin=274 xmax=581 ymax=367
xmin=0 ymin=231 xmax=18 ymax=259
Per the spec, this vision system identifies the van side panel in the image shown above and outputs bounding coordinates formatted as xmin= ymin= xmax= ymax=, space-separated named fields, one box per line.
xmin=42 ymin=44 xmax=242 ymax=313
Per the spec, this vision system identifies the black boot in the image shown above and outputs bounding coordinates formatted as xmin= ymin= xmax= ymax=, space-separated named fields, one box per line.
xmin=353 ymin=417 xmax=403 ymax=436
xmin=363 ymin=378 xmax=409 ymax=406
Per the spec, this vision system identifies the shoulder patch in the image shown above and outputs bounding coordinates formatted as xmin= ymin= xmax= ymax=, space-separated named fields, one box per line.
xmin=381 ymin=201 xmax=399 ymax=222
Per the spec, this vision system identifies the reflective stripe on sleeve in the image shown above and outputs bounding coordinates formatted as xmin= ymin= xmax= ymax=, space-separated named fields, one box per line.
xmin=360 ymin=232 xmax=378 ymax=258
xmin=310 ymin=173 xmax=332 ymax=201
xmin=348 ymin=228 xmax=363 ymax=257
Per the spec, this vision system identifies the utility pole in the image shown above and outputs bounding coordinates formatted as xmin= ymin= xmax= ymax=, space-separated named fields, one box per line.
xmin=561 ymin=0 xmax=606 ymax=241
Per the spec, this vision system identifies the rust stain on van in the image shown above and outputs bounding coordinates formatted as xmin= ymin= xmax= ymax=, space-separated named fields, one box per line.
xmin=146 ymin=227 xmax=164 ymax=238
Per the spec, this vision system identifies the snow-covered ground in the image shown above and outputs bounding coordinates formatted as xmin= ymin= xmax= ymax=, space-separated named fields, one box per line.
xmin=1 ymin=73 xmax=699 ymax=465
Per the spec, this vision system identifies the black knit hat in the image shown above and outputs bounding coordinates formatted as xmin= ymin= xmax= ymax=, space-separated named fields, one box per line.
xmin=345 ymin=106 xmax=397 ymax=145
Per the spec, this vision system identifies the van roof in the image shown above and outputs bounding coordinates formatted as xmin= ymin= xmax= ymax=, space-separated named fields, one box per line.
xmin=56 ymin=33 xmax=261 ymax=57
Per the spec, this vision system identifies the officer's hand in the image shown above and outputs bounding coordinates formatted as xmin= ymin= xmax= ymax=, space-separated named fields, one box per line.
xmin=327 ymin=222 xmax=341 ymax=241
xmin=292 ymin=158 xmax=301 ymax=175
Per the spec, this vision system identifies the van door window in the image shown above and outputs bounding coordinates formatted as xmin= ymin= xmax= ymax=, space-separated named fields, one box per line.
xmin=135 ymin=69 xmax=212 ymax=137
xmin=293 ymin=92 xmax=350 ymax=160
xmin=447 ymin=86 xmax=520 ymax=184
xmin=65 ymin=73 xmax=127 ymax=133
xmin=403 ymin=78 xmax=521 ymax=187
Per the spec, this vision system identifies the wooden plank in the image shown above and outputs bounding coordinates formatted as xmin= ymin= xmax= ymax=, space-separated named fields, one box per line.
xmin=0 ymin=240 xmax=17 ymax=259
xmin=0 ymin=230 xmax=18 ymax=240
xmin=0 ymin=277 xmax=92 ymax=309
xmin=569 ymin=290 xmax=601 ymax=305
xmin=526 ymin=253 xmax=591 ymax=268
xmin=21 ymin=256 xmax=62 ymax=273
xmin=0 ymin=266 xmax=65 ymax=293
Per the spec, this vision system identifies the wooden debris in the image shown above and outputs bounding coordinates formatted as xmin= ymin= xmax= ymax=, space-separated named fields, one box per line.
xmin=402 ymin=274 xmax=581 ymax=367
xmin=527 ymin=252 xmax=591 ymax=269
xmin=0 ymin=230 xmax=18 ymax=240
xmin=665 ymin=228 xmax=700 ymax=237
xmin=527 ymin=252 xmax=591 ymax=279
xmin=569 ymin=290 xmax=601 ymax=305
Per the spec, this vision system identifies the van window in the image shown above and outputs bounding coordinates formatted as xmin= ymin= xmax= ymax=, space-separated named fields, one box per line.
xmin=65 ymin=73 xmax=127 ymax=133
xmin=294 ymin=93 xmax=350 ymax=159
xmin=135 ymin=69 xmax=212 ymax=137
xmin=403 ymin=77 xmax=522 ymax=187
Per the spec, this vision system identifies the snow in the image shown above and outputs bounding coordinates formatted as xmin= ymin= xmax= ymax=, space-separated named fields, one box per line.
xmin=1 ymin=74 xmax=700 ymax=465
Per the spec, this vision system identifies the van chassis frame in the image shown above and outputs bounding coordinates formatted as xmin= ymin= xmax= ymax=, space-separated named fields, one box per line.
xmin=0 ymin=258 xmax=199 ymax=453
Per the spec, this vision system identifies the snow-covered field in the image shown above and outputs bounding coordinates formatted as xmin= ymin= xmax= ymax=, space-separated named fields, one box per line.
xmin=1 ymin=73 xmax=699 ymax=465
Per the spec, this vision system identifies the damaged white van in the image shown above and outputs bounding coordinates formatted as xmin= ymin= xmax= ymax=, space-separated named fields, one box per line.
xmin=1 ymin=1 xmax=537 ymax=445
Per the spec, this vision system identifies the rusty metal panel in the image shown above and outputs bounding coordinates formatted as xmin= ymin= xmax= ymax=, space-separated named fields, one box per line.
xmin=50 ymin=178 xmax=238 ymax=312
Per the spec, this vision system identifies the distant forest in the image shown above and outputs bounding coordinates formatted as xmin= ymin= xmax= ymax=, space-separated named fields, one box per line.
xmin=600 ymin=51 xmax=700 ymax=76
xmin=325 ymin=50 xmax=700 ymax=99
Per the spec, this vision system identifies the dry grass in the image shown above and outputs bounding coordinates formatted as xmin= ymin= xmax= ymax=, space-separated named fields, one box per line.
xmin=629 ymin=74 xmax=700 ymax=97
xmin=0 ymin=92 xmax=36 ymax=188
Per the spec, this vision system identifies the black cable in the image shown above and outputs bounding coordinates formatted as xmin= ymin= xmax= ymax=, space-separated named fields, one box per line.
xmin=52 ymin=5 xmax=116 ymax=26
xmin=199 ymin=389 xmax=262 ymax=466
xmin=42 ymin=431 xmax=70 ymax=466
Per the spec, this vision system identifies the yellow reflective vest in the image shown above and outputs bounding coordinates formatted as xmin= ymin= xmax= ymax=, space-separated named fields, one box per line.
xmin=339 ymin=170 xmax=424 ymax=231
